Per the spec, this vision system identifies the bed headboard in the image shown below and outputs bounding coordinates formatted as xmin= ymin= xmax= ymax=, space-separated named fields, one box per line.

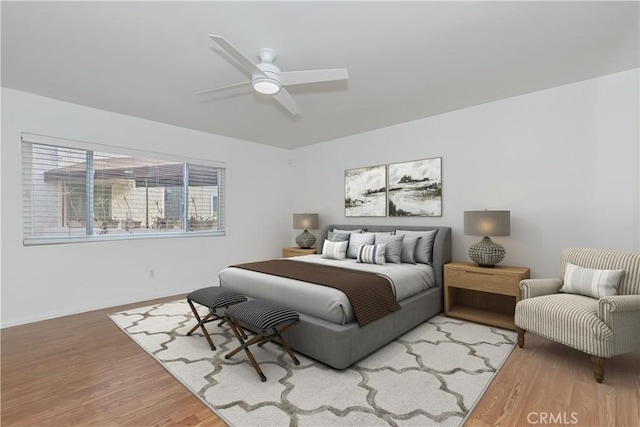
xmin=317 ymin=224 xmax=452 ymax=288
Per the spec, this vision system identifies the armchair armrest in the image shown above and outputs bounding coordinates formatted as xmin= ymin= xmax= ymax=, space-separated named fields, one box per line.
xmin=597 ymin=295 xmax=640 ymax=354
xmin=519 ymin=278 xmax=563 ymax=299
xmin=598 ymin=295 xmax=640 ymax=320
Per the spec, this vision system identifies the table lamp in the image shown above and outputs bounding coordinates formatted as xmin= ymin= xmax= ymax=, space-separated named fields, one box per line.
xmin=463 ymin=210 xmax=510 ymax=267
xmin=293 ymin=213 xmax=319 ymax=249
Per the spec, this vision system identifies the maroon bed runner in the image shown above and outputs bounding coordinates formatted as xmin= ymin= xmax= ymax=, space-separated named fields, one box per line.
xmin=231 ymin=259 xmax=400 ymax=327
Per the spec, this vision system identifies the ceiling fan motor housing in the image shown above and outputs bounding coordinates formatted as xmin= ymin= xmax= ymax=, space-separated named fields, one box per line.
xmin=253 ymin=62 xmax=282 ymax=94
xmin=257 ymin=48 xmax=277 ymax=64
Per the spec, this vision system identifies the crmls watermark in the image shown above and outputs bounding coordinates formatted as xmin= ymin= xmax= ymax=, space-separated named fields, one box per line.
xmin=527 ymin=412 xmax=579 ymax=425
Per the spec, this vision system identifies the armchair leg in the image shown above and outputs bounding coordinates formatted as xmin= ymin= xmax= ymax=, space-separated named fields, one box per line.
xmin=590 ymin=356 xmax=606 ymax=383
xmin=516 ymin=327 xmax=525 ymax=348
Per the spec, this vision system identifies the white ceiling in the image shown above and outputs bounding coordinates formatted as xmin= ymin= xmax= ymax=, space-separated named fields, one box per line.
xmin=2 ymin=1 xmax=638 ymax=150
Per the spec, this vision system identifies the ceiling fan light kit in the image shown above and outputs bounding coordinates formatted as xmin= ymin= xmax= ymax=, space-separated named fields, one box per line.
xmin=198 ymin=35 xmax=349 ymax=115
xmin=253 ymin=78 xmax=281 ymax=95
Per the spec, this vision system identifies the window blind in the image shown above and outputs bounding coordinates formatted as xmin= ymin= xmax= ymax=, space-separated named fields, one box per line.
xmin=21 ymin=133 xmax=226 ymax=245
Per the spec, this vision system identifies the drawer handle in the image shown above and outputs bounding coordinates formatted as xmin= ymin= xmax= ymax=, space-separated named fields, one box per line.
xmin=470 ymin=271 xmax=494 ymax=275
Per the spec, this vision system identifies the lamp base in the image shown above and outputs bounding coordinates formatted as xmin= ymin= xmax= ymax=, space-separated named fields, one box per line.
xmin=295 ymin=229 xmax=316 ymax=249
xmin=468 ymin=236 xmax=505 ymax=267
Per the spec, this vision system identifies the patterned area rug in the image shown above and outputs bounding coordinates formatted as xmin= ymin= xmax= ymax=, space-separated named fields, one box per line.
xmin=109 ymin=300 xmax=515 ymax=426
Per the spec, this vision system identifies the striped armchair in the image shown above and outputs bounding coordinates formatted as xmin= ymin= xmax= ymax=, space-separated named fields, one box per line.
xmin=514 ymin=248 xmax=640 ymax=383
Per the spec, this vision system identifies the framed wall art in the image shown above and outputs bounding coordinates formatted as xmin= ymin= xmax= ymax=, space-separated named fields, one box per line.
xmin=344 ymin=165 xmax=387 ymax=217
xmin=387 ymin=157 xmax=442 ymax=217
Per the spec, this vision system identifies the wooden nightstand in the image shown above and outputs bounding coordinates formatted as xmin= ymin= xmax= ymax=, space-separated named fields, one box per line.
xmin=444 ymin=261 xmax=530 ymax=330
xmin=282 ymin=247 xmax=317 ymax=258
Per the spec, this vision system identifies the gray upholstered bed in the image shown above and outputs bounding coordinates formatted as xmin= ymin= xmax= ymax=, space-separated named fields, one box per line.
xmin=219 ymin=224 xmax=452 ymax=369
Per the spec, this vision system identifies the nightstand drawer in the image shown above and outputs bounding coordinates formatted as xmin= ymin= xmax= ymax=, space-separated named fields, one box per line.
xmin=282 ymin=247 xmax=316 ymax=258
xmin=445 ymin=268 xmax=519 ymax=296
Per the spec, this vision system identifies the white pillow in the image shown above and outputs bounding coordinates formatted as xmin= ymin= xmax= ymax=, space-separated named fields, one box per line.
xmin=357 ymin=243 xmax=386 ymax=265
xmin=559 ymin=263 xmax=624 ymax=299
xmin=322 ymin=240 xmax=348 ymax=260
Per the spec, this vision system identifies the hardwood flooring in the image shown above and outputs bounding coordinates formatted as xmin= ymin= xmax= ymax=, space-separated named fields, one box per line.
xmin=2 ymin=296 xmax=638 ymax=426
xmin=1 ymin=295 xmax=225 ymax=427
xmin=467 ymin=332 xmax=640 ymax=427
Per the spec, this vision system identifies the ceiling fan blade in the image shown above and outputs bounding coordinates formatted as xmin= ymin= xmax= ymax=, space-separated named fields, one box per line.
xmin=208 ymin=35 xmax=265 ymax=77
xmin=277 ymin=68 xmax=349 ymax=86
xmin=272 ymin=88 xmax=302 ymax=116
xmin=195 ymin=81 xmax=251 ymax=95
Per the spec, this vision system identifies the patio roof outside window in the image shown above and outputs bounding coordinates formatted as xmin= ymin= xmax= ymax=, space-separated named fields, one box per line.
xmin=43 ymin=157 xmax=218 ymax=187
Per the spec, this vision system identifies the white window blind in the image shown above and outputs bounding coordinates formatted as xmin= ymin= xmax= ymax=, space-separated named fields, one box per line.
xmin=21 ymin=133 xmax=226 ymax=245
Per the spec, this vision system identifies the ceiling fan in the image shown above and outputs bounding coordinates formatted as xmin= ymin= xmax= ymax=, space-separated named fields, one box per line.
xmin=197 ymin=35 xmax=349 ymax=116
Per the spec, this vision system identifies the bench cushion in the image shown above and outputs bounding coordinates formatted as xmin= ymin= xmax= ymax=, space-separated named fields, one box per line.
xmin=227 ymin=299 xmax=299 ymax=330
xmin=187 ymin=287 xmax=247 ymax=309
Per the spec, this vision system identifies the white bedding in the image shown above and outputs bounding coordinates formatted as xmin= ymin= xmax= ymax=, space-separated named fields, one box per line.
xmin=218 ymin=255 xmax=435 ymax=325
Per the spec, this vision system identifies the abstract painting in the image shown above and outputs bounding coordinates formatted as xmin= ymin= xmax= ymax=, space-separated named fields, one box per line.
xmin=388 ymin=157 xmax=442 ymax=216
xmin=345 ymin=165 xmax=387 ymax=217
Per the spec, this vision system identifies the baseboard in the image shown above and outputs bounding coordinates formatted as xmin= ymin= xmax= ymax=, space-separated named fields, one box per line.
xmin=0 ymin=291 xmax=184 ymax=329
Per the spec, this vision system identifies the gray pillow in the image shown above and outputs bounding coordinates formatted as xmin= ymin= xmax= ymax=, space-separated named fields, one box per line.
xmin=373 ymin=231 xmax=393 ymax=238
xmin=400 ymin=236 xmax=421 ymax=264
xmin=327 ymin=231 xmax=350 ymax=242
xmin=374 ymin=233 xmax=404 ymax=264
xmin=396 ymin=229 xmax=438 ymax=264
xmin=346 ymin=232 xmax=375 ymax=259
xmin=333 ymin=228 xmax=363 ymax=234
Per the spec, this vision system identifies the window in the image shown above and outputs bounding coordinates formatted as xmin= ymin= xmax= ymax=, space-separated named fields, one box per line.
xmin=21 ymin=133 xmax=225 ymax=245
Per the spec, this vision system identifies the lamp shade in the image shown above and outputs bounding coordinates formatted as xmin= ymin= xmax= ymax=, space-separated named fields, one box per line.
xmin=464 ymin=211 xmax=510 ymax=237
xmin=292 ymin=213 xmax=319 ymax=230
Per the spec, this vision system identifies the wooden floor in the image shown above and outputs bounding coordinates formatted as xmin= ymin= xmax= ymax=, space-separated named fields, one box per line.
xmin=2 ymin=296 xmax=639 ymax=427
xmin=1 ymin=295 xmax=224 ymax=427
xmin=468 ymin=332 xmax=640 ymax=427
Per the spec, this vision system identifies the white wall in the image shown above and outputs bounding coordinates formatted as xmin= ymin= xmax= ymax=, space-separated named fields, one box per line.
xmin=1 ymin=88 xmax=293 ymax=327
xmin=291 ymin=70 xmax=640 ymax=279
xmin=3 ymin=69 xmax=638 ymax=326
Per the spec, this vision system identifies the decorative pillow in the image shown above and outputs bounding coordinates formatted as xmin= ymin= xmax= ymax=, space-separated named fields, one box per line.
xmin=374 ymin=234 xmax=404 ymax=264
xmin=373 ymin=231 xmax=393 ymax=237
xmin=321 ymin=240 xmax=348 ymax=260
xmin=560 ymin=263 xmax=624 ymax=299
xmin=396 ymin=230 xmax=438 ymax=265
xmin=347 ymin=232 xmax=375 ymax=259
xmin=333 ymin=228 xmax=363 ymax=234
xmin=357 ymin=243 xmax=386 ymax=265
xmin=327 ymin=231 xmax=350 ymax=242
xmin=400 ymin=236 xmax=421 ymax=264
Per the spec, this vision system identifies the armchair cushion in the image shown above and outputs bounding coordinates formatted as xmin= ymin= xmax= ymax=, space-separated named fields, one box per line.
xmin=515 ymin=293 xmax=614 ymax=357
xmin=560 ymin=263 xmax=624 ymax=299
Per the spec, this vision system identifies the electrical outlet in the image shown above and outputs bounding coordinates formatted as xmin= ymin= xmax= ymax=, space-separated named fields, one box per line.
xmin=149 ymin=269 xmax=155 ymax=279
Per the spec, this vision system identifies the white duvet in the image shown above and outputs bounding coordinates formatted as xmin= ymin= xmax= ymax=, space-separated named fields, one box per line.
xmin=218 ymin=255 xmax=435 ymax=325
